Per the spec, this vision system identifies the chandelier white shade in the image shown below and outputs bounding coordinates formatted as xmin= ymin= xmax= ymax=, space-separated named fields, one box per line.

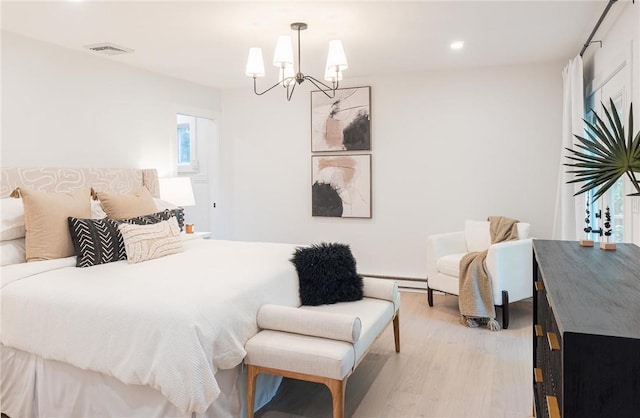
xmin=246 ymin=22 xmax=347 ymax=101
xmin=245 ymin=48 xmax=265 ymax=77
xmin=273 ymin=35 xmax=294 ymax=67
xmin=326 ymin=40 xmax=348 ymax=72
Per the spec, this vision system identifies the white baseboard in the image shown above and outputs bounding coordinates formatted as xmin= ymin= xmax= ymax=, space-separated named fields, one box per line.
xmin=361 ymin=274 xmax=428 ymax=292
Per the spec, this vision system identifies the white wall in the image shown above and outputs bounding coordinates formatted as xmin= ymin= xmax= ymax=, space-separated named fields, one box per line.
xmin=1 ymin=31 xmax=221 ymax=176
xmin=582 ymin=2 xmax=640 ymax=245
xmin=221 ymin=62 xmax=564 ymax=278
xmin=1 ymin=31 xmax=566 ymax=278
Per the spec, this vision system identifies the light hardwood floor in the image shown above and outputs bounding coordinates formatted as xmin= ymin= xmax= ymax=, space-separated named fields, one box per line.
xmin=256 ymin=291 xmax=533 ymax=418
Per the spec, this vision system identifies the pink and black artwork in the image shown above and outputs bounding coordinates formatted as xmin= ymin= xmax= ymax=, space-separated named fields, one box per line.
xmin=311 ymin=86 xmax=371 ymax=152
xmin=311 ymin=154 xmax=371 ymax=218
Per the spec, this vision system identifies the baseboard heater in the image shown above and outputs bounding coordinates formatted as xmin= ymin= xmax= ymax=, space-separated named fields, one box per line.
xmin=361 ymin=274 xmax=427 ymax=292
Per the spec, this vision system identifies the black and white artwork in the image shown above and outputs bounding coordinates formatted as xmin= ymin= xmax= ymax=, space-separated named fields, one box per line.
xmin=311 ymin=86 xmax=371 ymax=152
xmin=312 ymin=154 xmax=371 ymax=218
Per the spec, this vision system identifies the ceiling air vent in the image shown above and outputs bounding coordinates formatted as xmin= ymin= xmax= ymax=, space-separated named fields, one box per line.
xmin=83 ymin=43 xmax=134 ymax=56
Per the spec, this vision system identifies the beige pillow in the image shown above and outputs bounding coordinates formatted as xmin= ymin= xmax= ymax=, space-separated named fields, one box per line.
xmin=20 ymin=187 xmax=91 ymax=261
xmin=98 ymin=187 xmax=157 ymax=219
xmin=118 ymin=217 xmax=183 ymax=264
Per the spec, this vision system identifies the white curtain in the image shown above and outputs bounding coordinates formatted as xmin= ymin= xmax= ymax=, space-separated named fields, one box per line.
xmin=552 ymin=55 xmax=585 ymax=240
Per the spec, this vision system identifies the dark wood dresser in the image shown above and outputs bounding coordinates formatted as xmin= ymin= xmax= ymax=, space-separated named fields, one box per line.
xmin=532 ymin=240 xmax=640 ymax=418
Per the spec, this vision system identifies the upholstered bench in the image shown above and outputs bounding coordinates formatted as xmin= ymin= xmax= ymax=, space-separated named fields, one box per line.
xmin=245 ymin=277 xmax=400 ymax=418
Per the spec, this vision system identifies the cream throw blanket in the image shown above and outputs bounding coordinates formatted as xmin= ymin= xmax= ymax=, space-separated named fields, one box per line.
xmin=458 ymin=216 xmax=519 ymax=331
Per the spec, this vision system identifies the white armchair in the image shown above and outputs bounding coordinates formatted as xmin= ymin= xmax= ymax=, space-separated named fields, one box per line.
xmin=426 ymin=220 xmax=533 ymax=329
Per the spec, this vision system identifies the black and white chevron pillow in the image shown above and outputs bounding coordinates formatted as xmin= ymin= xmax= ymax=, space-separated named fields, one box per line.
xmin=125 ymin=209 xmax=183 ymax=229
xmin=68 ymin=217 xmax=127 ymax=267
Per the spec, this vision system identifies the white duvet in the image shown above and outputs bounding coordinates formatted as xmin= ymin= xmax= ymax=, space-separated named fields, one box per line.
xmin=0 ymin=239 xmax=301 ymax=415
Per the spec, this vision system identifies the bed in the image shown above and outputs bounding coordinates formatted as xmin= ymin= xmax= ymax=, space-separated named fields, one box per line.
xmin=0 ymin=168 xmax=301 ymax=418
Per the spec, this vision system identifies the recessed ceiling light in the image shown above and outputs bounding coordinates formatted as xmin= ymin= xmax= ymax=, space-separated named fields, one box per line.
xmin=450 ymin=41 xmax=464 ymax=50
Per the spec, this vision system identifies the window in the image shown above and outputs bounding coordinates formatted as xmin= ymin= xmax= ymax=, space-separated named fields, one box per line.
xmin=176 ymin=114 xmax=198 ymax=172
xmin=177 ymin=123 xmax=191 ymax=164
xmin=584 ymin=93 xmax=625 ymax=243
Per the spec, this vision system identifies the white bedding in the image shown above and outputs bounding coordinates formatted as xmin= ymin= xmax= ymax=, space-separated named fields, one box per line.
xmin=0 ymin=239 xmax=302 ymax=415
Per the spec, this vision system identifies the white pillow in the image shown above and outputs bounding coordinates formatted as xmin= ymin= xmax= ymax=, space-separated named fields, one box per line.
xmin=464 ymin=220 xmax=491 ymax=252
xmin=1 ymin=238 xmax=26 ymax=266
xmin=118 ymin=217 xmax=182 ymax=264
xmin=1 ymin=198 xmax=26 ymax=241
xmin=517 ymin=223 xmax=531 ymax=239
xmin=1 ymin=197 xmax=106 ymax=240
xmin=91 ymin=199 xmax=107 ymax=219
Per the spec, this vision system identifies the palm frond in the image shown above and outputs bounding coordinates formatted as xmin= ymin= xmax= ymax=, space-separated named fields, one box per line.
xmin=604 ymin=99 xmax=626 ymax=152
xmin=565 ymin=100 xmax=640 ymax=201
xmin=564 ymin=152 xmax=617 ymax=166
xmin=584 ymin=116 xmax=617 ymax=152
xmin=572 ymin=134 xmax=609 ymax=156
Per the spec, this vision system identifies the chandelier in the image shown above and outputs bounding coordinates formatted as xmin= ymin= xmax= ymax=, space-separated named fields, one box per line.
xmin=245 ymin=22 xmax=348 ymax=101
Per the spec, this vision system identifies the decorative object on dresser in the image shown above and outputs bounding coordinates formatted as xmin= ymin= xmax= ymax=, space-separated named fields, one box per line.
xmin=532 ymin=240 xmax=640 ymax=418
xmin=426 ymin=219 xmax=532 ymax=329
xmin=579 ymin=201 xmax=594 ymax=247
xmin=600 ymin=206 xmax=616 ymax=250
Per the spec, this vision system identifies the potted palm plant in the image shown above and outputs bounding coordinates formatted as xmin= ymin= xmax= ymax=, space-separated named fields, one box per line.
xmin=565 ymin=99 xmax=640 ymax=199
xmin=565 ymin=99 xmax=640 ymax=249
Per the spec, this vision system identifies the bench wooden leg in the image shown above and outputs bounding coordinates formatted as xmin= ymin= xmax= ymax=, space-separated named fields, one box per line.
xmin=393 ymin=313 xmax=400 ymax=353
xmin=326 ymin=378 xmax=345 ymax=418
xmin=246 ymin=364 xmax=259 ymax=418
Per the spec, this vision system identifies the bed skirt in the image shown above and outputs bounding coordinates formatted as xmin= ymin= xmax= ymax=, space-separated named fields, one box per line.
xmin=0 ymin=344 xmax=281 ymax=418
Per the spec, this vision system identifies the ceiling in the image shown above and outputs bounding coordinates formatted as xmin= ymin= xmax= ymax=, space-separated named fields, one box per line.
xmin=1 ymin=1 xmax=609 ymax=90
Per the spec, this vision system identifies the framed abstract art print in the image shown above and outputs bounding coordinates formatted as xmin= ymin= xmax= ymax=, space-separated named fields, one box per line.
xmin=311 ymin=86 xmax=371 ymax=152
xmin=311 ymin=154 xmax=371 ymax=218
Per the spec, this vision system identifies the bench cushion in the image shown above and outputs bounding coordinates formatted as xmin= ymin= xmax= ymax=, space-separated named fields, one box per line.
xmin=257 ymin=304 xmax=362 ymax=343
xmin=245 ymin=330 xmax=355 ymax=380
xmin=301 ymin=297 xmax=395 ymax=363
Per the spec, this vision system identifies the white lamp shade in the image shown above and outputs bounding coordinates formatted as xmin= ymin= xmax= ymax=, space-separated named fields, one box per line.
xmin=273 ymin=35 xmax=294 ymax=67
xmin=326 ymin=40 xmax=348 ymax=72
xmin=245 ymin=47 xmax=265 ymax=77
xmin=324 ymin=67 xmax=343 ymax=82
xmin=279 ymin=65 xmax=296 ymax=86
xmin=159 ymin=177 xmax=196 ymax=207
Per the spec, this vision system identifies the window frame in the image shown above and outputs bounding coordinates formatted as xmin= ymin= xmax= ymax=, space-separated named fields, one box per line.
xmin=176 ymin=113 xmax=199 ymax=173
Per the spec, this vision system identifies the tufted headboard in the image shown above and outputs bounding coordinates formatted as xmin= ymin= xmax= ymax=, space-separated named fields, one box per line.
xmin=0 ymin=168 xmax=159 ymax=199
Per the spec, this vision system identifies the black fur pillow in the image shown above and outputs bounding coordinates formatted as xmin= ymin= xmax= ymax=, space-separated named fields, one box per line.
xmin=290 ymin=242 xmax=364 ymax=306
